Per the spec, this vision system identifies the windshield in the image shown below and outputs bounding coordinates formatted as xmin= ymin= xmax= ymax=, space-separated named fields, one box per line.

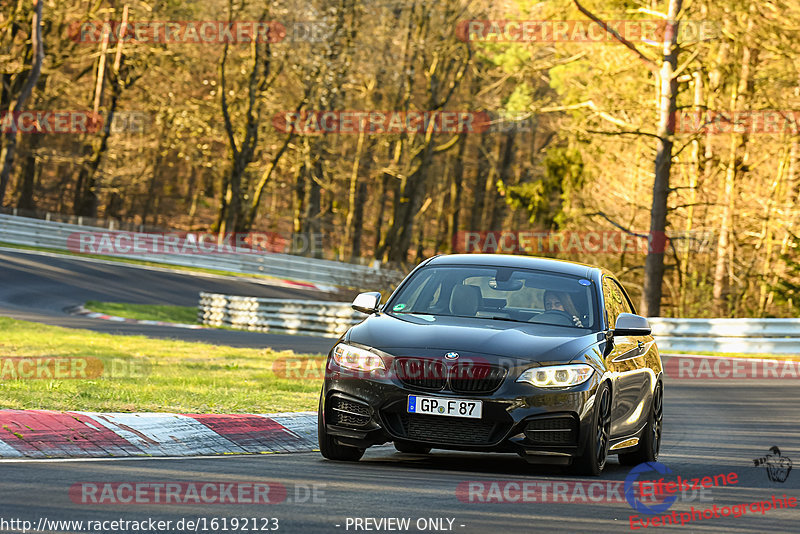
xmin=386 ymin=265 xmax=598 ymax=330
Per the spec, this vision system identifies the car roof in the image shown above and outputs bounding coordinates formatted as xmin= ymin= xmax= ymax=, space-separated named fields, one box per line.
xmin=423 ymin=254 xmax=599 ymax=278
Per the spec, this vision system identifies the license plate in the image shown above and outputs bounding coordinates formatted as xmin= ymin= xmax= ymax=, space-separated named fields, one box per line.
xmin=407 ymin=395 xmax=482 ymax=419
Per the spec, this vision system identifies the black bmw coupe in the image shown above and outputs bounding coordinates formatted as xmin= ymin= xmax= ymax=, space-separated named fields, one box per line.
xmin=318 ymin=254 xmax=663 ymax=475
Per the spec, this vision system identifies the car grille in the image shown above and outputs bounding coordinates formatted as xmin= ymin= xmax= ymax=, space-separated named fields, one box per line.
xmin=394 ymin=358 xmax=506 ymax=394
xmin=329 ymin=397 xmax=371 ymax=428
xmin=399 ymin=413 xmax=497 ymax=445
xmin=524 ymin=415 xmax=578 ymax=446
xmin=449 ymin=363 xmax=507 ymax=394
xmin=394 ymin=358 xmax=447 ymax=390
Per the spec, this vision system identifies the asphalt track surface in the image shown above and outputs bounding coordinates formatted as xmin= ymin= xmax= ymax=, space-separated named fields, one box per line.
xmin=1 ymin=249 xmax=798 ymax=532
xmin=1 ymin=378 xmax=798 ymax=533
xmin=0 ymin=248 xmax=342 ymax=353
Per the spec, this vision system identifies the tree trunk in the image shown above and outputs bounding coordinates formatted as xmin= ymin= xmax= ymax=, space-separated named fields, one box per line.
xmin=74 ymin=85 xmax=121 ymax=217
xmin=446 ymin=134 xmax=466 ymax=253
xmin=469 ymin=131 xmax=492 ymax=231
xmin=0 ymin=0 xmax=44 ymax=206
xmin=755 ymin=147 xmax=788 ymax=315
xmin=763 ymin=140 xmax=799 ymax=314
xmin=221 ymin=155 xmax=246 ymax=233
xmin=483 ymin=148 xmax=500 ymax=230
xmin=640 ymin=0 xmax=682 ymax=317
xmin=343 ymin=130 xmax=369 ymax=258
xmin=141 ymin=115 xmax=172 ymax=227
xmin=679 ymin=70 xmax=704 ymax=316
xmin=306 ymin=159 xmax=322 ymax=258
xmin=373 ymin=170 xmax=392 ymax=259
xmin=215 ymin=5 xmax=273 ymax=235
xmin=106 ymin=191 xmax=123 ymax=221
xmin=245 ymin=133 xmax=293 ymax=229
xmin=711 ymin=11 xmax=757 ymax=316
xmin=434 ymin=159 xmax=451 ymax=253
xmin=489 ymin=130 xmax=516 ymax=231
xmin=385 ymin=140 xmax=436 ymax=264
xmin=350 ymin=181 xmax=368 ymax=260
xmin=414 ymin=215 xmax=426 ymax=263
xmin=16 ymin=134 xmax=40 ymax=211
xmin=292 ymin=163 xmax=306 ymax=237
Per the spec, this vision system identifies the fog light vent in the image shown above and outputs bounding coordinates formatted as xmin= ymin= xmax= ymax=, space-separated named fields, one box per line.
xmin=329 ymin=397 xmax=371 ymax=428
xmin=524 ymin=416 xmax=578 ymax=446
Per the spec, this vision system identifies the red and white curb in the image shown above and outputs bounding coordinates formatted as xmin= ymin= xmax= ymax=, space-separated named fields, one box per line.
xmin=0 ymin=410 xmax=317 ymax=458
xmin=67 ymin=305 xmax=205 ymax=330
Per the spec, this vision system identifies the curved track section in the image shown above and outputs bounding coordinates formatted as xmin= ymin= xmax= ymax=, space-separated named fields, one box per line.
xmin=0 ymin=248 xmax=341 ymax=352
xmin=0 ymin=378 xmax=797 ymax=533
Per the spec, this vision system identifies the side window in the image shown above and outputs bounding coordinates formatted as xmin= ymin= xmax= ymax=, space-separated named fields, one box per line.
xmin=611 ymin=279 xmax=633 ymax=315
xmin=602 ymin=276 xmax=625 ymax=329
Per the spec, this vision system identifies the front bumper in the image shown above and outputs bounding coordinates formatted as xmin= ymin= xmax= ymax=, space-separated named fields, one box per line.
xmin=320 ymin=357 xmax=603 ymax=464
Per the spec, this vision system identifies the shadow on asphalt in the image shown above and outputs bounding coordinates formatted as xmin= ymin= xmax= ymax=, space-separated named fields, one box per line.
xmin=342 ymin=447 xmax=633 ymax=479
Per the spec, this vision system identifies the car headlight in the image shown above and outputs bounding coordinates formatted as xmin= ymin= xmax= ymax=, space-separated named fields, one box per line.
xmin=332 ymin=343 xmax=385 ymax=372
xmin=517 ymin=364 xmax=594 ymax=387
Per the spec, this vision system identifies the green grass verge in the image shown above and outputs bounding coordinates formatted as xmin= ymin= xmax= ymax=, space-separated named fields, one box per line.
xmin=0 ymin=317 xmax=323 ymax=413
xmin=85 ymin=301 xmax=198 ymax=325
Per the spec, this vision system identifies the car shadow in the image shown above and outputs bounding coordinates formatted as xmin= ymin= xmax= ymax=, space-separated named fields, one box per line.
xmin=358 ymin=447 xmax=632 ymax=479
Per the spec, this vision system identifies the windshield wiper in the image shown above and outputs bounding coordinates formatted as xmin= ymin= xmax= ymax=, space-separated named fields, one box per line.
xmin=527 ymin=318 xmax=578 ymax=327
xmin=390 ymin=312 xmax=536 ymax=325
xmin=485 ymin=316 xmax=533 ymax=324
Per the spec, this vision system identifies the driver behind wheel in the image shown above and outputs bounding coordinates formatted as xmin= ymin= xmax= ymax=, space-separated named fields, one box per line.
xmin=543 ymin=290 xmax=584 ymax=327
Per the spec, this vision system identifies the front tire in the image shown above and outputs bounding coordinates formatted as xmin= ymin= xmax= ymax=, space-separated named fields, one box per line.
xmin=619 ymin=381 xmax=663 ymax=466
xmin=572 ymin=381 xmax=611 ymax=476
xmin=318 ymin=393 xmax=365 ymax=462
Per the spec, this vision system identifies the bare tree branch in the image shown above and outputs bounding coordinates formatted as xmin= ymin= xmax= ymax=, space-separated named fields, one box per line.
xmin=572 ymin=0 xmax=659 ymax=73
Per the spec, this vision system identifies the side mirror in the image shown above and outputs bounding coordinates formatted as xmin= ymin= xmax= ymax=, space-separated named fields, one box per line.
xmin=352 ymin=291 xmax=381 ymax=314
xmin=613 ymin=313 xmax=651 ymax=336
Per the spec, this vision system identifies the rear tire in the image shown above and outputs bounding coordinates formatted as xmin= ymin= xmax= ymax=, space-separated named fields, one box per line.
xmin=619 ymin=381 xmax=663 ymax=466
xmin=571 ymin=381 xmax=611 ymax=476
xmin=394 ymin=441 xmax=432 ymax=454
xmin=318 ymin=392 xmax=365 ymax=462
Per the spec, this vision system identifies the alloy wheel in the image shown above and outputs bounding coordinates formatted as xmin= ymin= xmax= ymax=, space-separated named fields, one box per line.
xmin=595 ymin=387 xmax=611 ymax=467
xmin=651 ymin=383 xmax=663 ymax=458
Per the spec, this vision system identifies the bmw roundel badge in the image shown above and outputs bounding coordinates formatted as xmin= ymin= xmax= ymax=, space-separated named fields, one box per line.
xmin=445 ymin=352 xmax=459 ymax=360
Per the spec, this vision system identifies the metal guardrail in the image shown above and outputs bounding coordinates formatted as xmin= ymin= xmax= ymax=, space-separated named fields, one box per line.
xmin=648 ymin=317 xmax=800 ymax=337
xmin=0 ymin=206 xmax=167 ymax=233
xmin=4 ymin=212 xmax=797 ymax=353
xmin=198 ymin=292 xmax=363 ymax=338
xmin=648 ymin=318 xmax=800 ymax=354
xmin=0 ymin=214 xmax=403 ymax=289
xmin=198 ymin=293 xmax=800 ymax=354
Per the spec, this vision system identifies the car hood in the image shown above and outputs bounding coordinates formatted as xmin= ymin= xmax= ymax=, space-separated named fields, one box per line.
xmin=346 ymin=312 xmax=602 ymax=364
